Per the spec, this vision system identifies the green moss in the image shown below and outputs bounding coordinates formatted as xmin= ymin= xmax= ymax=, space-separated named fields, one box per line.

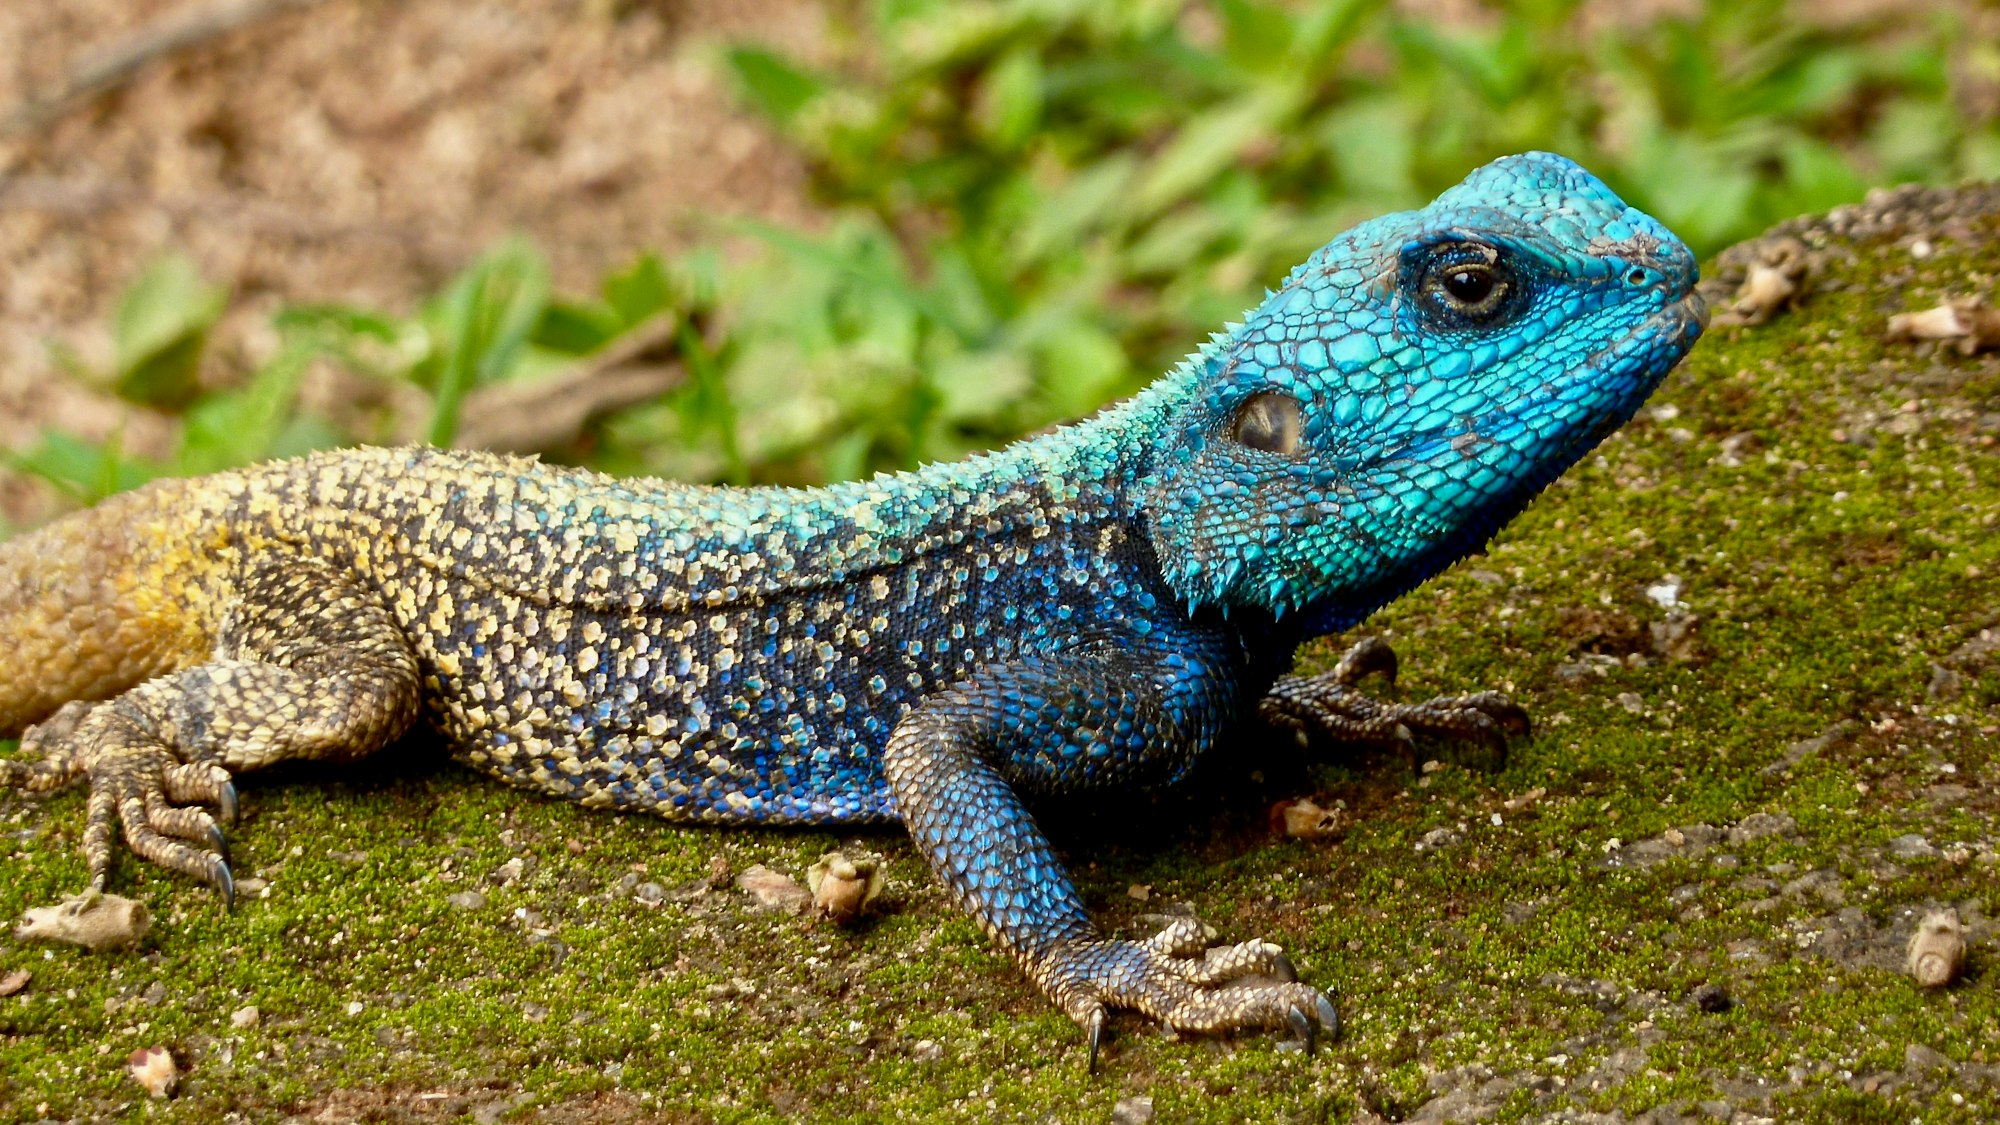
xmin=4 ymin=211 xmax=2000 ymax=1120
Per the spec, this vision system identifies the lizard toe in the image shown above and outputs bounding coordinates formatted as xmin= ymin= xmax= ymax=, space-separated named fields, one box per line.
xmin=1 ymin=699 xmax=98 ymax=794
xmin=1330 ymin=635 xmax=1400 ymax=688
xmin=73 ymin=727 xmax=235 ymax=899
xmin=1037 ymin=922 xmax=1333 ymax=1049
xmin=164 ymin=762 xmax=240 ymax=825
xmin=1287 ymin=1003 xmax=1316 ymax=1052
xmin=143 ymin=791 xmax=228 ymax=857
xmin=1261 ymin=656 xmax=1531 ymax=772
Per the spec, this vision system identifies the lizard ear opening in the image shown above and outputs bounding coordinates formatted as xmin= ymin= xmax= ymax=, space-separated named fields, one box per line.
xmin=1227 ymin=392 xmax=1302 ymax=456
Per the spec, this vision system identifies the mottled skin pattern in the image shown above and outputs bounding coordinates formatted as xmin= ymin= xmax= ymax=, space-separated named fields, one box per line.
xmin=0 ymin=153 xmax=1705 ymax=1059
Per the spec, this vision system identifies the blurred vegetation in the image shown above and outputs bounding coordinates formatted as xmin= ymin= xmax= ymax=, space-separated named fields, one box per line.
xmin=13 ymin=0 xmax=2000 ymax=499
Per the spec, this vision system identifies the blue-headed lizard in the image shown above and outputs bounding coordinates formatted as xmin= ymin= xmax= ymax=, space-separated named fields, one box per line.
xmin=0 ymin=152 xmax=1706 ymax=1061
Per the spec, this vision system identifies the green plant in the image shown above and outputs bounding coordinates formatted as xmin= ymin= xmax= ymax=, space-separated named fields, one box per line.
xmin=696 ymin=0 xmax=1998 ymax=481
xmin=13 ymin=0 xmax=1998 ymax=499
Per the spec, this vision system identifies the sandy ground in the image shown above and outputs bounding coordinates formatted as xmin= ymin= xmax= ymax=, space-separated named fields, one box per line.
xmin=0 ymin=0 xmax=823 ymax=527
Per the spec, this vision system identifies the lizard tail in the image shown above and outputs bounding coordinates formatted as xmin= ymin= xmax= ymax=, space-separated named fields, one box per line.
xmin=0 ymin=477 xmax=220 ymax=738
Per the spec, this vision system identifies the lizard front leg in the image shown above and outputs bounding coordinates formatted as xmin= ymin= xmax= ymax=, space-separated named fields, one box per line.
xmin=0 ymin=556 xmax=421 ymax=902
xmin=1260 ymin=636 xmax=1530 ymax=768
xmin=881 ymin=650 xmax=1337 ymax=1067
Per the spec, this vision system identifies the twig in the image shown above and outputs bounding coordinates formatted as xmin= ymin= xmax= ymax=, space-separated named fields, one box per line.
xmin=450 ymin=314 xmax=688 ymax=454
xmin=0 ymin=174 xmax=474 ymax=267
xmin=0 ymin=0 xmax=325 ymax=140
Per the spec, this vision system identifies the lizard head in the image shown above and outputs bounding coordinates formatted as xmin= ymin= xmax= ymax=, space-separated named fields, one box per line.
xmin=1139 ymin=151 xmax=1707 ymax=633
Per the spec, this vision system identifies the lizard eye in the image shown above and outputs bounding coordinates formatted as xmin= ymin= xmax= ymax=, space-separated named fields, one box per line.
xmin=1229 ymin=391 xmax=1302 ymax=455
xmin=1441 ymin=265 xmax=1496 ymax=306
xmin=1416 ymin=243 xmax=1522 ymax=327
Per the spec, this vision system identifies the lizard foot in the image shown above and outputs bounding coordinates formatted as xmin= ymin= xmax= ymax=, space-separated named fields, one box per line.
xmin=3 ymin=703 xmax=236 ymax=906
xmin=1036 ymin=916 xmax=1338 ymax=1070
xmin=1259 ymin=636 xmax=1529 ymax=769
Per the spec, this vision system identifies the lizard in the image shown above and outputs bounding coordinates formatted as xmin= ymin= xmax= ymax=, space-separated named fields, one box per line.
xmin=0 ymin=151 xmax=1705 ymax=1061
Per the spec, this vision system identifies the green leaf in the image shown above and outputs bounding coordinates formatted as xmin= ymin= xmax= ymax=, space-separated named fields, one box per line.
xmin=1776 ymin=135 xmax=1869 ymax=217
xmin=974 ymin=47 xmax=1044 ymax=150
xmin=1320 ymin=96 xmax=1417 ymax=204
xmin=1869 ymin=98 xmax=1956 ymax=182
xmin=739 ymin=220 xmax=965 ymax=339
xmin=929 ymin=349 xmax=1032 ymax=427
xmin=176 ymin=341 xmax=312 ymax=476
xmin=533 ymin=301 xmax=626 ymax=356
xmin=725 ymin=46 xmax=827 ymax=127
xmin=1010 ymin=153 xmax=1136 ymax=268
xmin=424 ymin=238 xmax=551 ymax=447
xmin=1031 ymin=315 xmax=1129 ymax=420
xmin=603 ymin=253 xmax=676 ymax=327
xmin=275 ymin=305 xmax=425 ymax=385
xmin=274 ymin=305 xmax=403 ymax=343
xmin=1130 ymin=88 xmax=1298 ymax=218
xmin=111 ymin=253 xmax=227 ymax=409
xmin=1215 ymin=0 xmax=1293 ymax=74
xmin=9 ymin=430 xmax=160 ymax=503
xmin=1628 ymin=135 xmax=1756 ymax=255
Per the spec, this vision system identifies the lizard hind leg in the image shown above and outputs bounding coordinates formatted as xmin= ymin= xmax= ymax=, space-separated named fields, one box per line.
xmin=3 ymin=557 xmax=422 ymax=903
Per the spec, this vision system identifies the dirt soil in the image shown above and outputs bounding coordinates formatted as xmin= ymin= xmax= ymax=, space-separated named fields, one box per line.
xmin=0 ymin=0 xmax=823 ymax=528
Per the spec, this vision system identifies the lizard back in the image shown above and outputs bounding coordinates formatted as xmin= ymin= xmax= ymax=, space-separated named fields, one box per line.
xmin=221 ymin=434 xmax=1203 ymax=824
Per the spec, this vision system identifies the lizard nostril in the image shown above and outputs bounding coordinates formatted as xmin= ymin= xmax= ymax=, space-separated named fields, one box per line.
xmin=1625 ymin=267 xmax=1651 ymax=287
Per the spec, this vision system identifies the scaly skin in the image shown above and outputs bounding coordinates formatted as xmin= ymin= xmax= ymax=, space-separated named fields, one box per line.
xmin=0 ymin=152 xmax=1705 ymax=1061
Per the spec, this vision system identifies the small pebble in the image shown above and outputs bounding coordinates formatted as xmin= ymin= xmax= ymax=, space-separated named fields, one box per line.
xmin=125 ymin=1046 xmax=177 ymax=1099
xmin=1271 ymin=797 xmax=1348 ymax=840
xmin=735 ymin=865 xmax=812 ymax=915
xmin=447 ymin=891 xmax=487 ymax=911
xmin=1112 ymin=1095 xmax=1155 ymax=1125
xmin=1889 ymin=834 xmax=1937 ymax=860
xmin=911 ymin=1038 xmax=943 ymax=1062
xmin=0 ymin=969 xmax=28 ymax=997
xmin=633 ymin=882 xmax=667 ymax=908
xmin=1907 ymin=909 xmax=1967 ymax=989
xmin=346 ymin=1000 xmax=365 ymax=1016
xmin=15 ymin=893 xmax=150 ymax=952
xmin=1692 ymin=983 xmax=1732 ymax=1013
xmin=806 ymin=851 xmax=885 ymax=923
xmin=1905 ymin=1042 xmax=1951 ymax=1072
xmin=230 ymin=1005 xmax=260 ymax=1029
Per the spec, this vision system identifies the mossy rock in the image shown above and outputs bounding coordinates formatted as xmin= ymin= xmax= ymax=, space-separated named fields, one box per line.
xmin=3 ymin=186 xmax=1999 ymax=1122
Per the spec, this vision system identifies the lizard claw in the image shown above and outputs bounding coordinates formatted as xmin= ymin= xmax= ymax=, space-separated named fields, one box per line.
xmin=216 ymin=779 xmax=238 ymax=825
xmin=1270 ymin=949 xmax=1299 ymax=983
xmin=1330 ymin=635 xmax=1399 ymax=688
xmin=1314 ymin=993 xmax=1339 ymax=1043
xmin=212 ymin=858 xmax=235 ymax=910
xmin=1260 ymin=637 xmax=1530 ymax=771
xmin=1084 ymin=1006 xmax=1107 ymax=1075
xmin=1287 ymin=1003 xmax=1316 ymax=1053
xmin=1040 ymin=919 xmax=1332 ymax=1063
